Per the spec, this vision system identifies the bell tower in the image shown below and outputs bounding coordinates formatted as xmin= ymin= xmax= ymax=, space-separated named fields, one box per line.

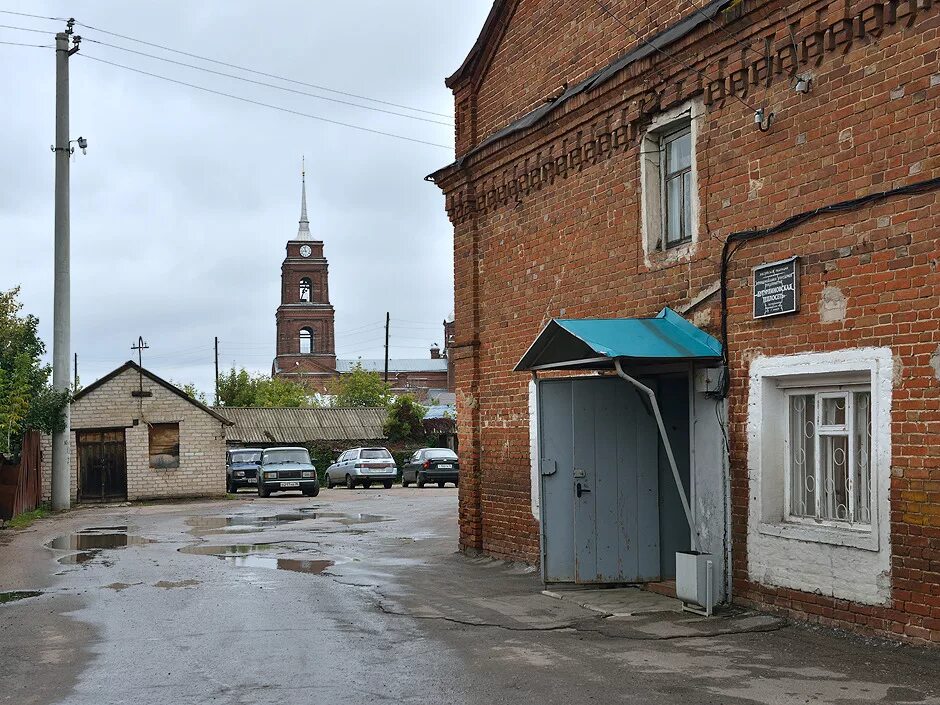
xmin=272 ymin=163 xmax=337 ymax=390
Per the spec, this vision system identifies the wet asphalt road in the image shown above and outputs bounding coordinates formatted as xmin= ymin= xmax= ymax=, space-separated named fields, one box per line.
xmin=2 ymin=488 xmax=940 ymax=705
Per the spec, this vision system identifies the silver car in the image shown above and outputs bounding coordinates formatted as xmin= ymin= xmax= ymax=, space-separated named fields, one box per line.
xmin=325 ymin=447 xmax=397 ymax=489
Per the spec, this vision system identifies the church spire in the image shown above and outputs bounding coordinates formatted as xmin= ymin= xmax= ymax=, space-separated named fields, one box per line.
xmin=297 ymin=157 xmax=312 ymax=240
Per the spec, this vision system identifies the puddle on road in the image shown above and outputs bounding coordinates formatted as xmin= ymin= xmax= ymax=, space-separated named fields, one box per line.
xmin=178 ymin=542 xmax=334 ymax=575
xmin=186 ymin=511 xmax=390 ymax=535
xmin=221 ymin=555 xmax=334 ymax=574
xmin=178 ymin=542 xmax=277 ymax=556
xmin=0 ymin=590 xmax=42 ymax=604
xmin=47 ymin=528 xmax=153 ymax=565
xmin=186 ymin=514 xmax=312 ymax=535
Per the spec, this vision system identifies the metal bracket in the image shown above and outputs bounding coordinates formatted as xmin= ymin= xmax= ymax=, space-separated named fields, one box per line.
xmin=540 ymin=459 xmax=556 ymax=476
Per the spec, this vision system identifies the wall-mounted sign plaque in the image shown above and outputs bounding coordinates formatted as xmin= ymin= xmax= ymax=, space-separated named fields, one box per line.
xmin=753 ymin=256 xmax=799 ymax=319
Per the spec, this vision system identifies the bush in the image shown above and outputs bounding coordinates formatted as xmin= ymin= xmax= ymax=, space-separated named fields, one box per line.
xmin=383 ymin=395 xmax=427 ymax=444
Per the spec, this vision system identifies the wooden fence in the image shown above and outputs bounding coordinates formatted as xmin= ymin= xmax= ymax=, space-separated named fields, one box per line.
xmin=0 ymin=430 xmax=42 ymax=521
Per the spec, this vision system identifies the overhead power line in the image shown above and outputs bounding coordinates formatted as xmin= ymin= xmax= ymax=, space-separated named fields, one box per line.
xmin=73 ymin=20 xmax=453 ymax=120
xmin=79 ymin=53 xmax=452 ymax=150
xmin=82 ymin=37 xmax=452 ymax=127
xmin=0 ymin=9 xmax=68 ymax=21
xmin=0 ymin=39 xmax=51 ymax=48
xmin=594 ymin=0 xmax=758 ymax=113
xmin=0 ymin=22 xmax=55 ymax=34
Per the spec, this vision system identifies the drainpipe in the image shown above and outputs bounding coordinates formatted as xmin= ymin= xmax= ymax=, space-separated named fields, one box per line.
xmin=614 ymin=358 xmax=699 ymax=553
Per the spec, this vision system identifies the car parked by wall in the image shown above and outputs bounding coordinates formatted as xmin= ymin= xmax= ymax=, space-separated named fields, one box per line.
xmin=226 ymin=448 xmax=262 ymax=493
xmin=401 ymin=448 xmax=459 ymax=488
xmin=257 ymin=446 xmax=319 ymax=498
xmin=325 ymin=447 xmax=397 ymax=489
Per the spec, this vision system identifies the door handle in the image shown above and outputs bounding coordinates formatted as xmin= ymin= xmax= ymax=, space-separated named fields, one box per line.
xmin=576 ymin=482 xmax=591 ymax=498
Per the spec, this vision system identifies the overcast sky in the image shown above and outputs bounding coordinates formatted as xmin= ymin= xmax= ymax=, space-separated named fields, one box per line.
xmin=1 ymin=1 xmax=490 ymax=397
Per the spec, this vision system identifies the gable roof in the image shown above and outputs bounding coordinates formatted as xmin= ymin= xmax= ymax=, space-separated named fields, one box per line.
xmin=73 ymin=360 xmax=232 ymax=425
xmin=446 ymin=0 xmax=519 ymax=89
xmin=515 ymin=307 xmax=722 ymax=371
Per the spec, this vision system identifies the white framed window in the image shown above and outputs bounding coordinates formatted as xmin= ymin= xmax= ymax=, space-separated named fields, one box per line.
xmin=785 ymin=387 xmax=872 ymax=527
xmin=640 ymin=99 xmax=702 ymax=262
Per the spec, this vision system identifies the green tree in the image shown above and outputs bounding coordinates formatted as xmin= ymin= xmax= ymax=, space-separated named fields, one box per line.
xmin=0 ymin=288 xmax=68 ymax=456
xmin=329 ymin=361 xmax=390 ymax=408
xmin=216 ymin=365 xmax=315 ymax=408
xmin=216 ymin=366 xmax=260 ymax=407
xmin=383 ymin=395 xmax=427 ymax=443
xmin=171 ymin=380 xmax=208 ymax=405
xmin=255 ymin=376 xmax=314 ymax=408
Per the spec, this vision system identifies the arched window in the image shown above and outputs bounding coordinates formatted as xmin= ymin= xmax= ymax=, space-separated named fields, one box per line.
xmin=299 ymin=277 xmax=312 ymax=302
xmin=299 ymin=327 xmax=314 ymax=354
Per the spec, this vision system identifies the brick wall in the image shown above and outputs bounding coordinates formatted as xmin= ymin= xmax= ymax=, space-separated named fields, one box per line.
xmin=43 ymin=367 xmax=227 ymax=502
xmin=435 ymin=0 xmax=940 ymax=642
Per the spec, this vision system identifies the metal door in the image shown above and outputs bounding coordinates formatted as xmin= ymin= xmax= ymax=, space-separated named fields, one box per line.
xmin=540 ymin=377 xmax=660 ymax=584
xmin=77 ymin=429 xmax=127 ymax=502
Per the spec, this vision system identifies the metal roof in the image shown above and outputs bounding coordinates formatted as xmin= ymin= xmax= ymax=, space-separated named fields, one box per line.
xmin=515 ymin=307 xmax=722 ymax=371
xmin=222 ymin=406 xmax=387 ymax=445
xmin=336 ymin=358 xmax=448 ymax=373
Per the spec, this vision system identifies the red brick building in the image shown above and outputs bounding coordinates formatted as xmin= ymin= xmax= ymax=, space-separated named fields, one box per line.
xmin=429 ymin=0 xmax=940 ymax=643
xmin=273 ymin=171 xmax=453 ymax=401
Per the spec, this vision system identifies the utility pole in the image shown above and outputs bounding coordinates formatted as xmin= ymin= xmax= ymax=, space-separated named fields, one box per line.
xmin=214 ymin=336 xmax=220 ymax=406
xmin=51 ymin=21 xmax=81 ymax=512
xmin=384 ymin=312 xmax=390 ymax=383
xmin=73 ymin=352 xmax=78 ymax=391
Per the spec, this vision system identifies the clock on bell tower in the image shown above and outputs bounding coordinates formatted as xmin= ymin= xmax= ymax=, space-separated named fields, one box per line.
xmin=272 ymin=165 xmax=337 ymax=390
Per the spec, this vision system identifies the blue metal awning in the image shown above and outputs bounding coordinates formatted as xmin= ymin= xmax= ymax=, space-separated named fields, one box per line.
xmin=514 ymin=307 xmax=722 ymax=371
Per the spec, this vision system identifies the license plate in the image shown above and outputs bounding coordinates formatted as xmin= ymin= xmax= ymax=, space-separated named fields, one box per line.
xmin=280 ymin=481 xmax=300 ymax=488
xmin=437 ymin=464 xmax=453 ymax=469
xmin=247 ymin=478 xmax=257 ymax=484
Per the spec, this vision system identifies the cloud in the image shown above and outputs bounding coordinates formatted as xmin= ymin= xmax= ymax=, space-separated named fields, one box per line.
xmin=0 ymin=0 xmax=490 ymax=397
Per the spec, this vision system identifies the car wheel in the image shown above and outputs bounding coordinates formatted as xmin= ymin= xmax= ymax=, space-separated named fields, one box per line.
xmin=304 ymin=486 xmax=320 ymax=498
xmin=345 ymin=474 xmax=355 ymax=489
xmin=453 ymin=479 xmax=459 ymax=487
xmin=227 ymin=479 xmax=235 ymax=494
xmin=324 ymin=474 xmax=333 ymax=489
xmin=258 ymin=482 xmax=270 ymax=498
xmin=416 ymin=473 xmax=425 ymax=488
xmin=437 ymin=481 xmax=445 ymax=488
xmin=362 ymin=480 xmax=372 ymax=489
xmin=383 ymin=480 xmax=393 ymax=489
xmin=402 ymin=478 xmax=410 ymax=487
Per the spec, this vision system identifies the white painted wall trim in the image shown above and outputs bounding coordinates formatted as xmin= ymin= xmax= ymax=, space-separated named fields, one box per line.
xmin=529 ymin=378 xmax=540 ymax=521
xmin=746 ymin=347 xmax=893 ymax=605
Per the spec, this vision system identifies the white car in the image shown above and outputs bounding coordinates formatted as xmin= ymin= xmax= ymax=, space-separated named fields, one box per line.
xmin=324 ymin=447 xmax=397 ymax=489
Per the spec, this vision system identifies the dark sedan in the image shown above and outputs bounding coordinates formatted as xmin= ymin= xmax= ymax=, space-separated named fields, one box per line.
xmin=401 ymin=448 xmax=459 ymax=488
xmin=226 ymin=448 xmax=262 ymax=493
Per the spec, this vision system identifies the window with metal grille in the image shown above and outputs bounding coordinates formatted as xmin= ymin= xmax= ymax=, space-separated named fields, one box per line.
xmin=786 ymin=388 xmax=872 ymax=526
xmin=149 ymin=422 xmax=180 ymax=469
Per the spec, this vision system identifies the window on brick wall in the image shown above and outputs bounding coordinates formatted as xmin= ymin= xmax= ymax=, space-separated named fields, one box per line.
xmin=149 ymin=422 xmax=180 ymax=469
xmin=749 ymin=349 xmax=891 ymax=552
xmin=299 ymin=327 xmax=314 ymax=354
xmin=640 ymin=100 xmax=701 ymax=258
xmin=785 ymin=387 xmax=872 ymax=527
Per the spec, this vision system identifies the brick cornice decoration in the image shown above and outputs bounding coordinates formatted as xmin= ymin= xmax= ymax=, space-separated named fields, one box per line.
xmin=434 ymin=0 xmax=936 ymax=223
